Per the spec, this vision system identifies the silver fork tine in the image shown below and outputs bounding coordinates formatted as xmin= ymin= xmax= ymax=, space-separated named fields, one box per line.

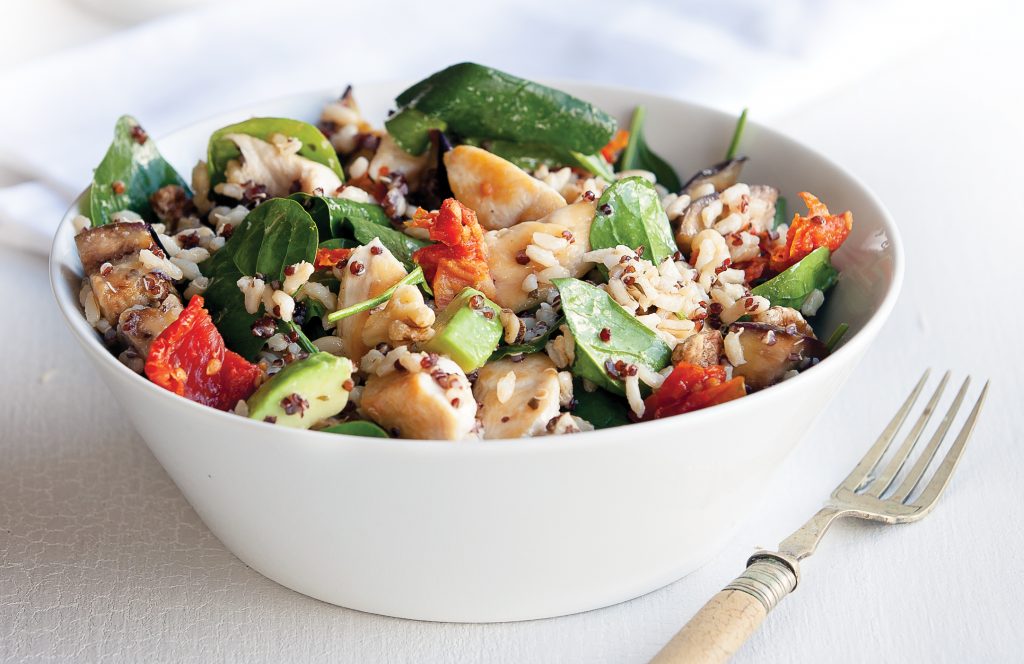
xmin=836 ymin=369 xmax=930 ymax=493
xmin=910 ymin=380 xmax=989 ymax=511
xmin=889 ymin=377 xmax=971 ymax=502
xmin=864 ymin=371 xmax=950 ymax=497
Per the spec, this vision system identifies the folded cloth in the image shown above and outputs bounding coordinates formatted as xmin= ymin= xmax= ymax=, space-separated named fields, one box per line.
xmin=0 ymin=0 xmax=961 ymax=255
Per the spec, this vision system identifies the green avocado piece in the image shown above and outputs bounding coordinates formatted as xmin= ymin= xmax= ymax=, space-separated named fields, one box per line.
xmin=423 ymin=287 xmax=503 ymax=372
xmin=248 ymin=352 xmax=353 ymax=429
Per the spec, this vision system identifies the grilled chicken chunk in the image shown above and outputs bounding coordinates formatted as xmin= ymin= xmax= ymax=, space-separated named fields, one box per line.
xmin=445 ymin=145 xmax=566 ymax=230
xmin=360 ymin=356 xmax=477 ymax=440
xmin=75 ymin=222 xmax=175 ymax=324
xmin=473 ymin=355 xmax=561 ymax=439
xmin=222 ymin=133 xmax=342 ymax=198
xmin=335 ymin=239 xmax=408 ymax=360
xmin=485 ymin=199 xmax=596 ymax=312
xmin=367 ymin=134 xmax=430 ymax=188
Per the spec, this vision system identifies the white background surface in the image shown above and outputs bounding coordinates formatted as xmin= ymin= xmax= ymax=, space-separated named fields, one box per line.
xmin=2 ymin=1 xmax=1023 ymax=662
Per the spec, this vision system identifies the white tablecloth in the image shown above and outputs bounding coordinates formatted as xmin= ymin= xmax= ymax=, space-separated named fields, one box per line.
xmin=2 ymin=2 xmax=1023 ymax=662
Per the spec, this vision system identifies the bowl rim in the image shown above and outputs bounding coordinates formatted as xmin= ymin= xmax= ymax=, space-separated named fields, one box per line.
xmin=49 ymin=82 xmax=905 ymax=451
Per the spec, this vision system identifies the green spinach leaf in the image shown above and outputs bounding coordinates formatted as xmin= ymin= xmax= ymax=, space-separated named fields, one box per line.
xmin=615 ymin=106 xmax=681 ymax=191
xmin=90 ymin=115 xmax=191 ymax=226
xmin=207 ymin=117 xmax=344 ymax=188
xmin=589 ymin=177 xmax=677 ymax=265
xmin=475 ymin=140 xmax=614 ymax=181
xmin=386 ymin=63 xmax=616 ymax=155
xmin=289 ymin=193 xmax=390 ymax=239
xmin=231 ymin=198 xmax=318 ymax=280
xmin=319 ymin=238 xmax=358 ymax=250
xmin=349 ymin=217 xmax=428 ymax=271
xmin=201 ymin=198 xmax=319 ymax=359
xmin=321 ymin=421 xmax=390 ymax=438
xmin=572 ymin=379 xmax=630 ymax=429
xmin=752 ymin=246 xmax=838 ymax=310
xmin=552 ymin=278 xmax=671 ymax=396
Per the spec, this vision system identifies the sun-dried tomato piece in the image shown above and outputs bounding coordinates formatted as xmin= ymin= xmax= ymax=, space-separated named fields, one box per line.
xmin=600 ymin=129 xmax=630 ymax=163
xmin=409 ymin=198 xmax=495 ymax=308
xmin=314 ymin=247 xmax=353 ymax=270
xmin=145 ymin=296 xmax=261 ymax=410
xmin=770 ymin=191 xmax=852 ymax=272
xmin=639 ymin=362 xmax=746 ymax=420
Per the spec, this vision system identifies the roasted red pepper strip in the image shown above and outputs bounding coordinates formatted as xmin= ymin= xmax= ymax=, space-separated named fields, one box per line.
xmin=315 ymin=247 xmax=353 ymax=270
xmin=769 ymin=191 xmax=852 ymax=272
xmin=409 ymin=198 xmax=496 ymax=308
xmin=640 ymin=362 xmax=746 ymax=420
xmin=145 ymin=296 xmax=261 ymax=410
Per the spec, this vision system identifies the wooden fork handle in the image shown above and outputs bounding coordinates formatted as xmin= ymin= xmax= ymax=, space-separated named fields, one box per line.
xmin=650 ymin=555 xmax=799 ymax=664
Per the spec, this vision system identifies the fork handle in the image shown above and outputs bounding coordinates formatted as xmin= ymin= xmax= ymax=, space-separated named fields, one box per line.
xmin=650 ymin=555 xmax=799 ymax=664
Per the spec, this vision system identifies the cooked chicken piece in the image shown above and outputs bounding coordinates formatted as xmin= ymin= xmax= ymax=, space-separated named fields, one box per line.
xmin=360 ymin=357 xmax=477 ymax=440
xmin=445 ymin=145 xmax=566 ymax=230
xmin=222 ymin=133 xmax=342 ymax=198
xmin=335 ymin=239 xmax=408 ymax=360
xmin=367 ymin=134 xmax=430 ymax=189
xmin=117 ymin=295 xmax=183 ymax=355
xmin=75 ymin=222 xmax=176 ymax=324
xmin=485 ymin=199 xmax=596 ymax=312
xmin=753 ymin=306 xmax=816 ymax=338
xmin=473 ymin=355 xmax=561 ymax=439
xmin=671 ymin=328 xmax=725 ymax=367
xmin=75 ymin=221 xmax=155 ymax=274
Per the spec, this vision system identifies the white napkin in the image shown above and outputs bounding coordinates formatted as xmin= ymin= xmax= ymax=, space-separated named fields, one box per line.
xmin=0 ymin=0 xmax=962 ymax=255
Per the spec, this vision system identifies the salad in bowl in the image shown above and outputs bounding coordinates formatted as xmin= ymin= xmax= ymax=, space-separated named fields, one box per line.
xmin=71 ymin=62 xmax=852 ymax=441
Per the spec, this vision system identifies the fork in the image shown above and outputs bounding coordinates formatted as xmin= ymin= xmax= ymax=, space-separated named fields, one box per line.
xmin=650 ymin=370 xmax=989 ymax=664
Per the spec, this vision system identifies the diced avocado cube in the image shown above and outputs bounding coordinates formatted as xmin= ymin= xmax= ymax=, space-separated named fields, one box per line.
xmin=423 ymin=287 xmax=503 ymax=372
xmin=248 ymin=352 xmax=353 ymax=429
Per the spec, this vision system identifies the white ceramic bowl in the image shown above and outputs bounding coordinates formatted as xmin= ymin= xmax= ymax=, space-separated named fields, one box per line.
xmin=50 ymin=82 xmax=902 ymax=622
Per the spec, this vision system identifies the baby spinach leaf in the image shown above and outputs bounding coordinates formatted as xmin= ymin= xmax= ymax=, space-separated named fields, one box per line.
xmin=325 ymin=267 xmax=425 ymax=323
xmin=773 ymin=195 xmax=788 ymax=230
xmin=725 ymin=108 xmax=748 ymax=161
xmin=90 ymin=115 xmax=191 ymax=226
xmin=552 ymin=278 xmax=671 ymax=396
xmin=751 ymin=246 xmax=838 ymax=310
xmin=489 ymin=316 xmax=564 ymax=361
xmin=589 ymin=177 xmax=677 ymax=265
xmin=386 ymin=63 xmax=616 ymax=155
xmin=571 ymin=378 xmax=630 ymax=429
xmin=231 ymin=198 xmax=318 ymax=280
xmin=321 ymin=421 xmax=390 ymax=438
xmin=319 ymin=238 xmax=358 ymax=249
xmin=349 ymin=217 xmax=428 ymax=272
xmin=289 ymin=193 xmax=390 ymax=239
xmin=201 ymin=199 xmax=319 ymax=359
xmin=615 ymin=106 xmax=681 ymax=191
xmin=474 ymin=140 xmax=614 ymax=181
xmin=207 ymin=117 xmax=344 ymax=188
